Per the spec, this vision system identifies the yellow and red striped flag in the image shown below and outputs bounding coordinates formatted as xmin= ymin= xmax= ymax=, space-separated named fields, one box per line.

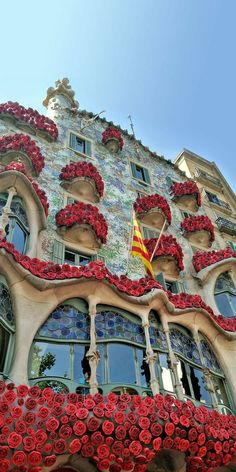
xmin=131 ymin=213 xmax=154 ymax=278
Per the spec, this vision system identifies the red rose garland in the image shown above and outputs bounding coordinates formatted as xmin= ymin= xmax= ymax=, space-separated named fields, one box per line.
xmin=181 ymin=215 xmax=215 ymax=242
xmin=0 ymin=134 xmax=45 ymax=175
xmin=0 ymin=381 xmax=235 ymax=471
xmin=55 ymin=202 xmax=108 ymax=244
xmin=0 ymin=162 xmax=49 ymax=217
xmin=134 ymin=195 xmax=171 ymax=226
xmin=0 ymin=102 xmax=58 ymax=140
xmin=144 ymin=235 xmax=184 ymax=272
xmin=0 ymin=237 xmax=235 ymax=331
xmin=193 ymin=248 xmax=236 ymax=272
xmin=102 ymin=127 xmax=124 ymax=150
xmin=59 ymin=161 xmax=104 ymax=198
xmin=171 ymin=181 xmax=201 ymax=207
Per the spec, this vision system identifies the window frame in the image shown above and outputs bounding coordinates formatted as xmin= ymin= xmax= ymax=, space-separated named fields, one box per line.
xmin=129 ymin=160 xmax=151 ymax=186
xmin=68 ymin=131 xmax=93 ymax=159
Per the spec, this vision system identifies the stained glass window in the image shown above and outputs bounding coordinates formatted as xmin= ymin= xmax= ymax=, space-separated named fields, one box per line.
xmin=0 ymin=283 xmax=14 ymax=326
xmin=37 ymin=304 xmax=90 ymax=340
xmin=95 ymin=310 xmax=145 ymax=344
xmin=200 ymin=338 xmax=221 ymax=373
xmin=169 ymin=328 xmax=201 ymax=365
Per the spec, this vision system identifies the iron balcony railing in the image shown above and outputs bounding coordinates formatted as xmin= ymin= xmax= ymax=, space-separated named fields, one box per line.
xmin=216 ymin=217 xmax=236 ymax=236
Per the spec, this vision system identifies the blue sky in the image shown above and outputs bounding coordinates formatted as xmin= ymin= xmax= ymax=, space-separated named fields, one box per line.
xmin=1 ymin=0 xmax=235 ymax=191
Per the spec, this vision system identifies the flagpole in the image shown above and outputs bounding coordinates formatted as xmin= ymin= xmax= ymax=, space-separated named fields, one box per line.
xmin=150 ymin=218 xmax=166 ymax=263
xmin=125 ymin=210 xmax=135 ymax=275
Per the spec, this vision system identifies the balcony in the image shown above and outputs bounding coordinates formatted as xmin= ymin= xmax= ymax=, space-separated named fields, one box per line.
xmin=181 ymin=215 xmax=215 ymax=248
xmin=145 ymin=235 xmax=184 ymax=278
xmin=195 ymin=168 xmax=222 ymax=190
xmin=134 ymin=194 xmax=171 ymax=230
xmin=216 ymin=217 xmax=236 ymax=236
xmin=171 ymin=181 xmax=201 ymax=212
xmin=59 ymin=162 xmax=104 ymax=203
xmin=206 ymin=191 xmax=231 ymax=214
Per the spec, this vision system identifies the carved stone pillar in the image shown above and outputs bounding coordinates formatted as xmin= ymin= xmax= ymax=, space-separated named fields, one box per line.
xmin=161 ymin=318 xmax=184 ymax=400
xmin=87 ymin=302 xmax=99 ymax=395
xmin=0 ymin=187 xmax=17 ymax=235
xmin=142 ymin=318 xmax=160 ymax=395
xmin=192 ymin=329 xmax=219 ymax=411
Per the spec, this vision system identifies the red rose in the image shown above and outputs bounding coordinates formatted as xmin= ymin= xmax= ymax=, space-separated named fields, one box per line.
xmin=68 ymin=438 xmax=81 ymax=453
xmin=115 ymin=425 xmax=126 ymax=440
xmin=8 ymin=432 xmax=22 ymax=448
xmin=73 ymin=420 xmax=87 ymax=436
xmin=53 ymin=438 xmax=66 ymax=454
xmin=81 ymin=443 xmax=95 ymax=457
xmin=112 ymin=441 xmax=124 ymax=456
xmin=198 ymin=433 xmax=206 ymax=446
xmin=150 ymin=422 xmax=163 ymax=437
xmin=44 ymin=455 xmax=57 ymax=467
xmin=129 ymin=441 xmax=142 ymax=456
xmin=87 ymin=416 xmax=100 ymax=431
xmin=97 ymin=444 xmax=110 ymax=459
xmin=12 ymin=451 xmax=26 ymax=466
xmin=25 ymin=398 xmax=37 ymax=410
xmin=102 ymin=420 xmax=115 ymax=435
xmin=97 ymin=459 xmax=110 ymax=471
xmin=0 ymin=459 xmax=10 ymax=472
xmin=165 ymin=422 xmax=175 ymax=436
xmin=76 ymin=407 xmax=89 ymax=419
xmin=28 ymin=385 xmax=41 ymax=398
xmin=91 ymin=431 xmax=104 ymax=446
xmin=28 ymin=451 xmax=42 ymax=465
xmin=0 ymin=447 xmax=9 ymax=459
xmin=45 ymin=416 xmax=59 ymax=431
xmin=163 ymin=437 xmax=174 ymax=449
xmin=35 ymin=429 xmax=47 ymax=445
xmin=4 ymin=390 xmax=16 ymax=404
xmin=17 ymin=385 xmax=29 ymax=397
xmin=65 ymin=403 xmax=77 ymax=415
xmin=139 ymin=430 xmax=152 ymax=444
xmin=23 ymin=436 xmax=36 ymax=452
xmin=24 ymin=412 xmax=36 ymax=424
xmin=138 ymin=417 xmax=150 ymax=430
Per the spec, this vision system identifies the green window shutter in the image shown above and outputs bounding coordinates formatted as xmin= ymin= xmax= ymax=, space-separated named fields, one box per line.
xmin=70 ymin=133 xmax=77 ymax=149
xmin=176 ymin=281 xmax=186 ymax=293
xmin=92 ymin=254 xmax=106 ymax=264
xmin=85 ymin=140 xmax=92 ymax=157
xmin=229 ymin=241 xmax=236 ymax=252
xmin=130 ymin=161 xmax=137 ymax=178
xmin=143 ymin=167 xmax=151 ymax=184
xmin=155 ymin=272 xmax=166 ymax=289
xmin=166 ymin=176 xmax=173 ymax=188
xmin=52 ymin=240 xmax=64 ymax=264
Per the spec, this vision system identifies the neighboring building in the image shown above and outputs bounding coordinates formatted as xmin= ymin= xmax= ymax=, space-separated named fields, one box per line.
xmin=0 ymin=79 xmax=235 ymax=471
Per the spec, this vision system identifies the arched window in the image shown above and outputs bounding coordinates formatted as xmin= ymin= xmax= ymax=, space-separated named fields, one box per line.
xmin=29 ymin=299 xmax=90 ymax=393
xmin=0 ymin=278 xmax=15 ymax=376
xmin=0 ymin=193 xmax=29 ymax=254
xmin=169 ymin=325 xmax=233 ymax=412
xmin=214 ymin=271 xmax=236 ymax=318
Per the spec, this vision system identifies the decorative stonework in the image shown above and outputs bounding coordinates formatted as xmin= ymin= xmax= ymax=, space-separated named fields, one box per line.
xmin=43 ymin=77 xmax=79 ymax=112
xmin=102 ymin=126 xmax=124 ymax=152
xmin=0 ymin=134 xmax=45 ymax=175
xmin=145 ymin=235 xmax=184 ymax=277
xmin=193 ymin=248 xmax=236 ymax=272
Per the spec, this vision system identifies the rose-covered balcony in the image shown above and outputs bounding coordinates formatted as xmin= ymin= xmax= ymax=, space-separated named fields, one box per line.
xmin=181 ymin=215 xmax=215 ymax=248
xmin=145 ymin=235 xmax=184 ymax=278
xmin=55 ymin=202 xmax=108 ymax=249
xmin=0 ymin=101 xmax=58 ymax=141
xmin=0 ymin=162 xmax=49 ymax=218
xmin=102 ymin=126 xmax=124 ymax=153
xmin=59 ymin=161 xmax=104 ymax=203
xmin=170 ymin=180 xmax=201 ymax=212
xmin=193 ymin=248 xmax=236 ymax=273
xmin=134 ymin=194 xmax=171 ymax=230
xmin=0 ymin=134 xmax=45 ymax=176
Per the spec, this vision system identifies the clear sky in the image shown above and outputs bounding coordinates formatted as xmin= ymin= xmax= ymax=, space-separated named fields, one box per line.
xmin=1 ymin=0 xmax=235 ymax=192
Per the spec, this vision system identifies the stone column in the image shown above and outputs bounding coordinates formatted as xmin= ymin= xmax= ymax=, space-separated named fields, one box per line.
xmin=161 ymin=317 xmax=184 ymax=400
xmin=87 ymin=301 xmax=99 ymax=395
xmin=142 ymin=317 xmax=160 ymax=395
xmin=192 ymin=328 xmax=219 ymax=411
xmin=0 ymin=187 xmax=17 ymax=236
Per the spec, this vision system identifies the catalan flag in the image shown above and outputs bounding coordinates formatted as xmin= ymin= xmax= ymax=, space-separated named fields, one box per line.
xmin=131 ymin=213 xmax=154 ymax=278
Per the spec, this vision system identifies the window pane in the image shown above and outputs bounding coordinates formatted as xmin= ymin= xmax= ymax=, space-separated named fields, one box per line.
xmin=214 ymin=377 xmax=229 ymax=406
xmin=75 ymin=136 xmax=85 ymax=153
xmin=97 ymin=344 xmax=105 ymax=384
xmin=215 ymin=293 xmax=234 ymax=317
xmin=134 ymin=165 xmax=145 ymax=181
xmin=136 ymin=348 xmax=150 ymax=387
xmin=177 ymin=360 xmax=191 ymax=397
xmin=64 ymin=250 xmax=76 ymax=265
xmin=74 ymin=345 xmax=90 ymax=384
xmin=108 ymin=343 xmax=136 ymax=384
xmin=190 ymin=367 xmax=211 ymax=404
xmin=229 ymin=294 xmax=236 ymax=313
xmin=0 ymin=326 xmax=10 ymax=372
xmin=79 ymin=255 xmax=91 ymax=266
xmin=11 ymin=221 xmax=26 ymax=254
xmin=30 ymin=342 xmax=70 ymax=379
xmin=159 ymin=353 xmax=174 ymax=392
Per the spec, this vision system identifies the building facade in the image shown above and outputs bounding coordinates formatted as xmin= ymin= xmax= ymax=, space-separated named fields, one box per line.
xmin=0 ymin=79 xmax=235 ymax=471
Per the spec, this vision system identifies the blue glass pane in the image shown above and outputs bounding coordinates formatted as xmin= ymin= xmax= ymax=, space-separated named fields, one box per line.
xmin=11 ymin=221 xmax=26 ymax=254
xmin=37 ymin=304 xmax=90 ymax=340
xmin=96 ymin=310 xmax=145 ymax=344
xmin=215 ymin=293 xmax=234 ymax=317
xmin=74 ymin=345 xmax=90 ymax=384
xmin=136 ymin=348 xmax=150 ymax=387
xmin=200 ymin=339 xmax=221 ymax=373
xmin=192 ymin=368 xmax=211 ymax=404
xmin=0 ymin=283 xmax=14 ymax=326
xmin=30 ymin=342 xmax=70 ymax=379
xmin=108 ymin=343 xmax=136 ymax=384
xmin=169 ymin=328 xmax=201 ymax=365
xmin=97 ymin=344 xmax=105 ymax=384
